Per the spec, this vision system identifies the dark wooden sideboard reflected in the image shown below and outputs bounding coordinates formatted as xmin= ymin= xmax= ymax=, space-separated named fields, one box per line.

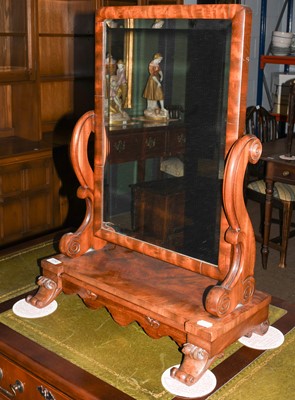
xmin=105 ymin=120 xmax=222 ymax=264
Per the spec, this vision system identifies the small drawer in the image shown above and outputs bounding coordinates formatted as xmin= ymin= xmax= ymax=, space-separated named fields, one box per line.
xmin=166 ymin=128 xmax=186 ymax=156
xmin=143 ymin=131 xmax=165 ymax=158
xmin=0 ymin=354 xmax=71 ymax=399
xmin=278 ymin=169 xmax=295 ymax=180
xmin=272 ymin=165 xmax=295 ymax=183
xmin=108 ymin=134 xmax=142 ymax=163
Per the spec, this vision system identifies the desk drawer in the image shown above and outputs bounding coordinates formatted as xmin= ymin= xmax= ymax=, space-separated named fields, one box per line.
xmin=108 ymin=134 xmax=142 ymax=163
xmin=0 ymin=354 xmax=71 ymax=400
xmin=166 ymin=128 xmax=186 ymax=155
xmin=270 ymin=164 xmax=295 ymax=184
xmin=143 ymin=131 xmax=165 ymax=158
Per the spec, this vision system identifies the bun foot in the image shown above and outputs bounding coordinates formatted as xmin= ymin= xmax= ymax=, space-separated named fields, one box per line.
xmin=26 ymin=276 xmax=62 ymax=309
xmin=169 ymin=343 xmax=218 ymax=386
xmin=170 ymin=366 xmax=197 ymax=386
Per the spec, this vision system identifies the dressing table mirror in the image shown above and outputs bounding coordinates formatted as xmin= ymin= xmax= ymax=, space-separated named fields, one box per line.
xmin=28 ymin=4 xmax=271 ymax=387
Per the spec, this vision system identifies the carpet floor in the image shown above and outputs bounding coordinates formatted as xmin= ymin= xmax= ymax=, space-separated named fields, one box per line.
xmin=247 ymin=200 xmax=295 ymax=304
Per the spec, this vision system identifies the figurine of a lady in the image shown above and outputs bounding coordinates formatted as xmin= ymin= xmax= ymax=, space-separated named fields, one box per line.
xmin=116 ymin=60 xmax=128 ymax=108
xmin=108 ymin=60 xmax=130 ymax=125
xmin=143 ymin=53 xmax=168 ymax=120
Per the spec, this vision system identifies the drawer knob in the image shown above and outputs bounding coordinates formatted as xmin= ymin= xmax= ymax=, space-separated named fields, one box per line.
xmin=282 ymin=170 xmax=290 ymax=177
xmin=0 ymin=371 xmax=24 ymax=398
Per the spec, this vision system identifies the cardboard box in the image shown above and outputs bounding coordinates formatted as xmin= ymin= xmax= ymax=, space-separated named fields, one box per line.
xmin=272 ymin=102 xmax=288 ymax=115
xmin=271 ymin=73 xmax=295 ymax=114
xmin=271 ymin=72 xmax=295 ymax=97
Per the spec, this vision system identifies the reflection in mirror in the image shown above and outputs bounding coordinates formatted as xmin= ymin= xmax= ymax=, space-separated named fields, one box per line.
xmin=104 ymin=19 xmax=231 ymax=265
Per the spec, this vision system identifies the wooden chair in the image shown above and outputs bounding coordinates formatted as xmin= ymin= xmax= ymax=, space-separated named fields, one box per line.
xmin=246 ymin=97 xmax=295 ymax=269
xmin=245 ymin=106 xmax=278 ymax=183
xmin=245 ymin=105 xmax=278 ymax=143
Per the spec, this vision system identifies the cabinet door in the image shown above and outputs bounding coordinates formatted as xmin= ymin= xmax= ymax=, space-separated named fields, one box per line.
xmin=0 ymin=153 xmax=58 ymax=245
xmin=24 ymin=158 xmax=54 ymax=232
xmin=38 ymin=0 xmax=96 ymax=136
xmin=0 ymin=0 xmax=38 ymax=140
xmin=0 ymin=0 xmax=33 ymax=82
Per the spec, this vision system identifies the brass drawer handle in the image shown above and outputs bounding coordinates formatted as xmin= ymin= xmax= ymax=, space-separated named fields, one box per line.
xmin=0 ymin=368 xmax=24 ymax=398
xmin=282 ymin=170 xmax=290 ymax=177
xmin=145 ymin=316 xmax=160 ymax=328
xmin=145 ymin=137 xmax=156 ymax=149
xmin=114 ymin=140 xmax=126 ymax=153
xmin=37 ymin=385 xmax=56 ymax=399
xmin=177 ymin=133 xmax=186 ymax=144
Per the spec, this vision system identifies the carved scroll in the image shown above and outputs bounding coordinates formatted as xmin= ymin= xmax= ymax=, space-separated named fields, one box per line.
xmin=59 ymin=111 xmax=106 ymax=257
xmin=205 ymin=134 xmax=262 ymax=317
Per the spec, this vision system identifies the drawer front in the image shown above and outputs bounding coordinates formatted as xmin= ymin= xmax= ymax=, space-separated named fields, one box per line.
xmin=274 ymin=168 xmax=295 ymax=182
xmin=166 ymin=128 xmax=186 ymax=156
xmin=143 ymin=131 xmax=165 ymax=158
xmin=268 ymin=163 xmax=295 ymax=184
xmin=0 ymin=354 xmax=71 ymax=400
xmin=108 ymin=134 xmax=142 ymax=163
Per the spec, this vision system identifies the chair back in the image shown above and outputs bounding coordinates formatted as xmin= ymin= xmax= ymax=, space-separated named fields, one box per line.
xmin=286 ymin=80 xmax=295 ymax=156
xmin=246 ymin=105 xmax=278 ymax=143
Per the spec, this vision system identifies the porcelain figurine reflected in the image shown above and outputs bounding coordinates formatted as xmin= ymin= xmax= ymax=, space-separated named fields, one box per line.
xmin=143 ymin=53 xmax=169 ymax=121
xmin=109 ymin=60 xmax=130 ymax=125
xmin=152 ymin=19 xmax=165 ymax=29
xmin=105 ymin=53 xmax=117 ymax=77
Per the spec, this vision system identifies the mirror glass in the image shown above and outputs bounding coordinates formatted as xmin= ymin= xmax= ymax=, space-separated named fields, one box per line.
xmin=103 ymin=18 xmax=231 ymax=265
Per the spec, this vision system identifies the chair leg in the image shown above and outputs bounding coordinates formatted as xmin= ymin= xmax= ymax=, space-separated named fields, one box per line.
xmin=259 ymin=201 xmax=265 ymax=236
xmin=279 ymin=201 xmax=293 ymax=269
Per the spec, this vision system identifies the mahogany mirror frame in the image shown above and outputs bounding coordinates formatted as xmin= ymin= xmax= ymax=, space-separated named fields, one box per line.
xmin=62 ymin=4 xmax=252 ymax=282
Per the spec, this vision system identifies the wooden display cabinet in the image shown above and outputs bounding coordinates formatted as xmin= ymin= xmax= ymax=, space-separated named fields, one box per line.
xmin=27 ymin=3 xmax=272 ymax=389
xmin=0 ymin=0 xmax=96 ymax=141
xmin=0 ymin=0 xmax=97 ymax=246
xmin=0 ymin=0 xmax=37 ymax=140
xmin=38 ymin=0 xmax=96 ymax=136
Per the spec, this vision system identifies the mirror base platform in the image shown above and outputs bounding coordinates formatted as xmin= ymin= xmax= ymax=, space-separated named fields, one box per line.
xmin=27 ymin=245 xmax=271 ymax=386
